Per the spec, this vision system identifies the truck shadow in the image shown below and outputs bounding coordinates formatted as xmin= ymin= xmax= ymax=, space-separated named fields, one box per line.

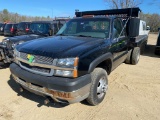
xmin=142 ymin=44 xmax=160 ymax=58
xmin=8 ymin=75 xmax=69 ymax=108
xmin=0 ymin=63 xmax=10 ymax=69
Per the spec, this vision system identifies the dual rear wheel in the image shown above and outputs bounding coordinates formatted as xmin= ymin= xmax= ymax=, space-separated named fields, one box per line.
xmin=125 ymin=47 xmax=140 ymax=65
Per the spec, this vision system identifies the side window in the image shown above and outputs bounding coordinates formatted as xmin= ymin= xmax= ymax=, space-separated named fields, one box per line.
xmin=28 ymin=24 xmax=30 ymax=29
xmin=113 ymin=19 xmax=124 ymax=38
xmin=14 ymin=24 xmax=17 ymax=29
xmin=142 ymin=22 xmax=146 ymax=30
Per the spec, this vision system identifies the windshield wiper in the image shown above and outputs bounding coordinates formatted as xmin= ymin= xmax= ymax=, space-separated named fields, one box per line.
xmin=75 ymin=35 xmax=92 ymax=37
xmin=56 ymin=34 xmax=68 ymax=36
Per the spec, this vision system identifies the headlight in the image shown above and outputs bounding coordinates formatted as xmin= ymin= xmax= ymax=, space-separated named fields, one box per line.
xmin=13 ymin=49 xmax=19 ymax=64
xmin=2 ymin=38 xmax=9 ymax=45
xmin=54 ymin=57 xmax=79 ymax=77
xmin=12 ymin=41 xmax=24 ymax=49
xmin=57 ymin=58 xmax=76 ymax=68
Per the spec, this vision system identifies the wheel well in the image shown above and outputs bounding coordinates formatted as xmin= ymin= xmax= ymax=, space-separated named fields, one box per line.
xmin=96 ymin=59 xmax=112 ymax=75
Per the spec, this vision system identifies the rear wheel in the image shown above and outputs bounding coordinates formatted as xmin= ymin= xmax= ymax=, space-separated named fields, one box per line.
xmin=86 ymin=68 xmax=108 ymax=106
xmin=131 ymin=47 xmax=140 ymax=65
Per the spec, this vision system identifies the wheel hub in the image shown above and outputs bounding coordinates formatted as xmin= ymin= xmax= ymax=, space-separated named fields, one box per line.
xmin=97 ymin=77 xmax=108 ymax=99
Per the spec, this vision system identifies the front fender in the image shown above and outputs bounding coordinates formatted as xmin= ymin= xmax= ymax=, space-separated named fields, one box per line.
xmin=88 ymin=52 xmax=113 ymax=73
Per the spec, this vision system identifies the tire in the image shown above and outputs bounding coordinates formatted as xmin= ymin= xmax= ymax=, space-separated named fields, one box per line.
xmin=0 ymin=61 xmax=5 ymax=69
xmin=131 ymin=47 xmax=140 ymax=65
xmin=86 ymin=68 xmax=108 ymax=106
xmin=125 ymin=49 xmax=132 ymax=64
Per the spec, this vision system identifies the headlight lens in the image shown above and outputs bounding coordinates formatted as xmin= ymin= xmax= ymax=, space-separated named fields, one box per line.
xmin=13 ymin=49 xmax=19 ymax=64
xmin=2 ymin=38 xmax=9 ymax=45
xmin=57 ymin=58 xmax=76 ymax=68
xmin=12 ymin=41 xmax=24 ymax=49
xmin=55 ymin=70 xmax=73 ymax=77
xmin=55 ymin=57 xmax=79 ymax=77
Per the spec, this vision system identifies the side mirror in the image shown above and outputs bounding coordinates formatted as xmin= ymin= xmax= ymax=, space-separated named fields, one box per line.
xmin=146 ymin=26 xmax=150 ymax=30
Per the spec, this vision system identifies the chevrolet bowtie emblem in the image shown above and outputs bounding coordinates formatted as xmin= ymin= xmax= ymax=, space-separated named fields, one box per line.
xmin=27 ymin=54 xmax=35 ymax=63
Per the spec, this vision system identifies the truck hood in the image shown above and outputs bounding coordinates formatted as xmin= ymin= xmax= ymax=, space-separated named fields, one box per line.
xmin=5 ymin=34 xmax=42 ymax=43
xmin=17 ymin=36 xmax=105 ymax=58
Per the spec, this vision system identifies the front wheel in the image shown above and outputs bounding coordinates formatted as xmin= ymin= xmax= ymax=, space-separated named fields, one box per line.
xmin=86 ymin=68 xmax=108 ymax=106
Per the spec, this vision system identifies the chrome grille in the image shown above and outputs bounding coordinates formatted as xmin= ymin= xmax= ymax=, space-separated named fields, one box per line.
xmin=20 ymin=62 xmax=51 ymax=74
xmin=20 ymin=52 xmax=54 ymax=65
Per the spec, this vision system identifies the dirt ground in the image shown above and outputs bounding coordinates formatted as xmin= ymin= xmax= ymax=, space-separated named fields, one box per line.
xmin=0 ymin=34 xmax=160 ymax=120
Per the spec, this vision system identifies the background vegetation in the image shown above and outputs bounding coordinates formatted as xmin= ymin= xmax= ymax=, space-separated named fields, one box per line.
xmin=0 ymin=9 xmax=52 ymax=23
xmin=104 ymin=0 xmax=160 ymax=32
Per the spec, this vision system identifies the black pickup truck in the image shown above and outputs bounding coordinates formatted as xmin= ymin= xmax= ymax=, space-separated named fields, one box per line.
xmin=10 ymin=8 xmax=148 ymax=106
xmin=0 ymin=20 xmax=66 ymax=68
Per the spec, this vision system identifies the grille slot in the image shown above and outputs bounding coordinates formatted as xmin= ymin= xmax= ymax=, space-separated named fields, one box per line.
xmin=20 ymin=62 xmax=51 ymax=74
xmin=20 ymin=52 xmax=54 ymax=65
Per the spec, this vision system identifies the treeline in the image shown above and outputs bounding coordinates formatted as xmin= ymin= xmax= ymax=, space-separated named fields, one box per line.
xmin=140 ymin=13 xmax=160 ymax=32
xmin=0 ymin=9 xmax=160 ymax=32
xmin=0 ymin=9 xmax=52 ymax=23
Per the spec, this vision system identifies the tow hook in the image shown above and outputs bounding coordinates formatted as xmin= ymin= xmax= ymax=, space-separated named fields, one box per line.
xmin=44 ymin=99 xmax=50 ymax=105
xmin=19 ymin=88 xmax=23 ymax=92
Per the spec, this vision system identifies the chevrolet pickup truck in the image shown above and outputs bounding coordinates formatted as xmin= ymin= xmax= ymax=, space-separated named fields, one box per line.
xmin=10 ymin=8 xmax=148 ymax=106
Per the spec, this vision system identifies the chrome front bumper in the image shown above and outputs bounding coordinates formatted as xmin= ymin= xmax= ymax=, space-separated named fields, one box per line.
xmin=12 ymin=74 xmax=90 ymax=104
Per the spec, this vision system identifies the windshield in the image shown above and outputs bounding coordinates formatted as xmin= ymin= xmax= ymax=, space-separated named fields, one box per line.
xmin=17 ymin=23 xmax=26 ymax=30
xmin=57 ymin=18 xmax=110 ymax=38
xmin=29 ymin=23 xmax=49 ymax=34
xmin=5 ymin=24 xmax=12 ymax=29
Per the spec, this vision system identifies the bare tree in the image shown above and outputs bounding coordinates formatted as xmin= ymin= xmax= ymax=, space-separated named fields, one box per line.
xmin=104 ymin=0 xmax=143 ymax=9
xmin=147 ymin=14 xmax=160 ymax=32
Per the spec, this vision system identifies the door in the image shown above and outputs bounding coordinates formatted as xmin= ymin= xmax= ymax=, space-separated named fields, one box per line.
xmin=112 ymin=18 xmax=128 ymax=69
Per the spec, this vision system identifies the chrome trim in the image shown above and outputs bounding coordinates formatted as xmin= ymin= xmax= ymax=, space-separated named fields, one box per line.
xmin=19 ymin=62 xmax=54 ymax=76
xmin=12 ymin=74 xmax=91 ymax=104
xmin=16 ymin=57 xmax=74 ymax=71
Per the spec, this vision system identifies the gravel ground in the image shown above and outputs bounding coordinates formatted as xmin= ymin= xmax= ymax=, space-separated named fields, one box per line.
xmin=0 ymin=34 xmax=160 ymax=120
